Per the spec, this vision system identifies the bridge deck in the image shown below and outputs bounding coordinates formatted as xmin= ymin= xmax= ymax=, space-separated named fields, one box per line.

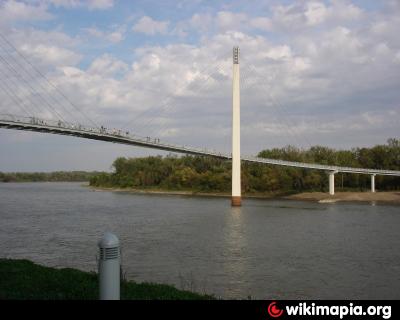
xmin=1 ymin=115 xmax=400 ymax=177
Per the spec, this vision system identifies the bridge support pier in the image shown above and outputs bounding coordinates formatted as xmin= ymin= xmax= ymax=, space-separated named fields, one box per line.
xmin=371 ymin=174 xmax=376 ymax=193
xmin=231 ymin=46 xmax=241 ymax=206
xmin=328 ymin=171 xmax=337 ymax=195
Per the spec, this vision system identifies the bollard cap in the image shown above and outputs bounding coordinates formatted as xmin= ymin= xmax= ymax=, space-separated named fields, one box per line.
xmin=98 ymin=232 xmax=119 ymax=249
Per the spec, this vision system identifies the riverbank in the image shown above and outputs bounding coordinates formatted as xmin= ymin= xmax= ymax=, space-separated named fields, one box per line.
xmin=285 ymin=191 xmax=400 ymax=204
xmin=89 ymin=185 xmax=400 ymax=204
xmin=0 ymin=259 xmax=213 ymax=300
xmin=88 ymin=185 xmax=287 ymax=199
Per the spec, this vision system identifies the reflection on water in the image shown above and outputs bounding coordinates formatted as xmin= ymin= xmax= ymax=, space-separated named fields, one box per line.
xmin=0 ymin=182 xmax=399 ymax=299
xmin=221 ymin=206 xmax=249 ymax=298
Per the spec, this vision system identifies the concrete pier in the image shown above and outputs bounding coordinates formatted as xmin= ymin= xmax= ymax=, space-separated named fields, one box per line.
xmin=371 ymin=174 xmax=376 ymax=193
xmin=231 ymin=46 xmax=241 ymax=206
xmin=328 ymin=171 xmax=337 ymax=195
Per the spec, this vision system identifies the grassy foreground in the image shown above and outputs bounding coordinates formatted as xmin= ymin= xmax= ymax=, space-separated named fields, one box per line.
xmin=0 ymin=259 xmax=213 ymax=300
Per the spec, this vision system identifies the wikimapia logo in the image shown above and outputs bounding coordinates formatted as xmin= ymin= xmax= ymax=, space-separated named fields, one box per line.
xmin=266 ymin=302 xmax=391 ymax=319
xmin=267 ymin=302 xmax=284 ymax=318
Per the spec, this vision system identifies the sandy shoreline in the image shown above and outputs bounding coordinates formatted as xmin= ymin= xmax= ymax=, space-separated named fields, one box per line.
xmin=285 ymin=191 xmax=400 ymax=204
xmin=88 ymin=185 xmax=285 ymax=199
xmin=90 ymin=186 xmax=231 ymax=197
xmin=88 ymin=185 xmax=281 ymax=199
xmin=88 ymin=185 xmax=400 ymax=204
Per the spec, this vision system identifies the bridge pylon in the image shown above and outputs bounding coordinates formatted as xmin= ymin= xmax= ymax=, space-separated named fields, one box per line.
xmin=231 ymin=46 xmax=241 ymax=206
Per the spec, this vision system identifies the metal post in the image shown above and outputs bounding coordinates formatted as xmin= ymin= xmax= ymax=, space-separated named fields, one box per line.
xmin=371 ymin=174 xmax=376 ymax=193
xmin=341 ymin=173 xmax=344 ymax=190
xmin=98 ymin=232 xmax=120 ymax=300
xmin=231 ymin=46 xmax=241 ymax=206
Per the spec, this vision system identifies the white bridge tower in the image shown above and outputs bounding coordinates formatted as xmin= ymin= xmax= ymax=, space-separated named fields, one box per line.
xmin=231 ymin=46 xmax=241 ymax=206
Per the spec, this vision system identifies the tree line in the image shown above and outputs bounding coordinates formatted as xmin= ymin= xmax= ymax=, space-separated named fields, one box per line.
xmin=0 ymin=171 xmax=100 ymax=183
xmin=89 ymin=138 xmax=400 ymax=194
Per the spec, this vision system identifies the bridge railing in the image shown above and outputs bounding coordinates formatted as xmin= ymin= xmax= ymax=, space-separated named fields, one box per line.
xmin=245 ymin=156 xmax=400 ymax=176
xmin=0 ymin=113 xmax=227 ymax=158
xmin=0 ymin=113 xmax=89 ymax=131
xmin=0 ymin=113 xmax=157 ymax=142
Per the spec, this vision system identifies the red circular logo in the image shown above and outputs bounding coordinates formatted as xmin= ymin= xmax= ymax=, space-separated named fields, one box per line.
xmin=268 ymin=301 xmax=284 ymax=318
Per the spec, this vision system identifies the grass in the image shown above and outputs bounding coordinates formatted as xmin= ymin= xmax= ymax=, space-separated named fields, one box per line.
xmin=0 ymin=259 xmax=214 ymax=300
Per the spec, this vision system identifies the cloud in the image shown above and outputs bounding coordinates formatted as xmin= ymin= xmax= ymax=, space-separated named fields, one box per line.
xmin=86 ymin=0 xmax=114 ymax=9
xmin=216 ymin=11 xmax=248 ymax=31
xmin=20 ymin=43 xmax=81 ymax=66
xmin=85 ymin=26 xmax=126 ymax=43
xmin=249 ymin=17 xmax=273 ymax=31
xmin=87 ymin=53 xmax=128 ymax=76
xmin=0 ymin=0 xmax=115 ymax=28
xmin=0 ymin=0 xmax=53 ymax=26
xmin=189 ymin=13 xmax=213 ymax=32
xmin=264 ymin=0 xmax=363 ymax=31
xmin=48 ymin=0 xmax=114 ymax=10
xmin=4 ymin=28 xmax=81 ymax=66
xmin=171 ymin=13 xmax=214 ymax=38
xmin=28 ymin=18 xmax=398 ymax=152
xmin=304 ymin=1 xmax=328 ymax=26
xmin=132 ymin=16 xmax=169 ymax=35
xmin=171 ymin=1 xmax=363 ymax=37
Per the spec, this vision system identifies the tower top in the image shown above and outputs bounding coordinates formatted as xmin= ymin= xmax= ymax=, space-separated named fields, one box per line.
xmin=233 ymin=46 xmax=239 ymax=64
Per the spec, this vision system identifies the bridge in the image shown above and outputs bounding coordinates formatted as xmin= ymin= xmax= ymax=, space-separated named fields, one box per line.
xmin=1 ymin=112 xmax=399 ymax=196
xmin=1 ymin=42 xmax=399 ymax=206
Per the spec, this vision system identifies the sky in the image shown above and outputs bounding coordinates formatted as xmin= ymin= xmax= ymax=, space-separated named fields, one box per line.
xmin=0 ymin=0 xmax=399 ymax=171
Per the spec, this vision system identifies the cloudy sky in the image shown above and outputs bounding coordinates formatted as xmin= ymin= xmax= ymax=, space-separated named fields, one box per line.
xmin=0 ymin=0 xmax=399 ymax=171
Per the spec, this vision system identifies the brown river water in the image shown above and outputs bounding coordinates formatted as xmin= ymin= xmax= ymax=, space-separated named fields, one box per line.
xmin=1 ymin=182 xmax=399 ymax=299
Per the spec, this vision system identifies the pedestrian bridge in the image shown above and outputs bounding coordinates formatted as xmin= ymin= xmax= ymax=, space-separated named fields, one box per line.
xmin=2 ymin=113 xmax=400 ymax=181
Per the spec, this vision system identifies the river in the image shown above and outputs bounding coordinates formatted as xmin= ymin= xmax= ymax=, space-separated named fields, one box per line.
xmin=0 ymin=182 xmax=399 ymax=299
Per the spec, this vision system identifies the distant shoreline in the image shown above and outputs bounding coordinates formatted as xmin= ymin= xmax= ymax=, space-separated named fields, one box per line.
xmin=88 ymin=185 xmax=400 ymax=204
xmin=0 ymin=180 xmax=90 ymax=183
xmin=2 ymin=181 xmax=399 ymax=204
